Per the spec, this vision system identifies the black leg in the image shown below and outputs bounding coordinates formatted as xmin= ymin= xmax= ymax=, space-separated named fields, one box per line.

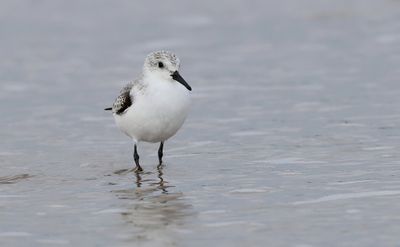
xmin=158 ymin=141 xmax=164 ymax=165
xmin=134 ymin=144 xmax=142 ymax=172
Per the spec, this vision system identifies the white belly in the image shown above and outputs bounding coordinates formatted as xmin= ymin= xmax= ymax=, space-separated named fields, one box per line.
xmin=114 ymin=81 xmax=191 ymax=143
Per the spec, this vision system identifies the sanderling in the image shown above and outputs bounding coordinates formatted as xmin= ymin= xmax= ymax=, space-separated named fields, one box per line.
xmin=105 ymin=51 xmax=192 ymax=171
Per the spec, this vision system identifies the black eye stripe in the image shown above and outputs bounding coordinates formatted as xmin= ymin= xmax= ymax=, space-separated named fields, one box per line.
xmin=158 ymin=62 xmax=164 ymax=68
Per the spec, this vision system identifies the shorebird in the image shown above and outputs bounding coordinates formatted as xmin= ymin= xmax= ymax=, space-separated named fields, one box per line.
xmin=105 ymin=51 xmax=192 ymax=172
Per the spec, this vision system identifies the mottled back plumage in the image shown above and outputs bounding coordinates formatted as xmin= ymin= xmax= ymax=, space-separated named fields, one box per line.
xmin=111 ymin=82 xmax=134 ymax=115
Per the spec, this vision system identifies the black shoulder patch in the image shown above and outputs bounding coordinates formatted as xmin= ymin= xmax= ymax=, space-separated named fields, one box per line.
xmin=115 ymin=91 xmax=132 ymax=115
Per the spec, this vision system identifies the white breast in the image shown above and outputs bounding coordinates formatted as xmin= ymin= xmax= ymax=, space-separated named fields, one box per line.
xmin=114 ymin=77 xmax=191 ymax=143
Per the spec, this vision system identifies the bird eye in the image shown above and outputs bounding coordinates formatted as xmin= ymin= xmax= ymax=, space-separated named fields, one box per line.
xmin=158 ymin=62 xmax=164 ymax=68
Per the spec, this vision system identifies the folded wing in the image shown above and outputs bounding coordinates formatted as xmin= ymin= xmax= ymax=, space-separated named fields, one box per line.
xmin=105 ymin=83 xmax=133 ymax=115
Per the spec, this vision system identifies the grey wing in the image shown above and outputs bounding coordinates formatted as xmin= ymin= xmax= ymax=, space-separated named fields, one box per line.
xmin=112 ymin=83 xmax=133 ymax=115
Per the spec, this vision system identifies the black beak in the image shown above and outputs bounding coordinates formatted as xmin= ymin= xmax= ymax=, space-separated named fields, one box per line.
xmin=171 ymin=71 xmax=192 ymax=91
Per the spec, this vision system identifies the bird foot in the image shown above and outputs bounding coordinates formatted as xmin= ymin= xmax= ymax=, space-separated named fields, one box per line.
xmin=133 ymin=166 xmax=143 ymax=173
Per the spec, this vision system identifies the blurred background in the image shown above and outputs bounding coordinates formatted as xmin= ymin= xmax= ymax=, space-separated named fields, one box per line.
xmin=1 ymin=0 xmax=400 ymax=246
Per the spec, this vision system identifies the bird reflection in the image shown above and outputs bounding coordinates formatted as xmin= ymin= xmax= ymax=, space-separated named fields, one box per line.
xmin=133 ymin=164 xmax=167 ymax=192
xmin=134 ymin=170 xmax=142 ymax=188
xmin=112 ymin=164 xmax=193 ymax=244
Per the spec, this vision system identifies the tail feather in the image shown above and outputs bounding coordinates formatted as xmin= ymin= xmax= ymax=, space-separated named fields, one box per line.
xmin=104 ymin=107 xmax=112 ymax=111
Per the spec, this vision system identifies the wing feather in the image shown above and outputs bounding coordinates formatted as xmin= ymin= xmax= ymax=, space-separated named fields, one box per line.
xmin=112 ymin=83 xmax=133 ymax=115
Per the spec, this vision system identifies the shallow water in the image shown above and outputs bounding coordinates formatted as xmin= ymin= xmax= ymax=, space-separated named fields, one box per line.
xmin=1 ymin=0 xmax=400 ymax=246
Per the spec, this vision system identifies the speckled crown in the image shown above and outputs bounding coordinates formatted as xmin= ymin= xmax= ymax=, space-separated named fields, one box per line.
xmin=144 ymin=50 xmax=180 ymax=68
